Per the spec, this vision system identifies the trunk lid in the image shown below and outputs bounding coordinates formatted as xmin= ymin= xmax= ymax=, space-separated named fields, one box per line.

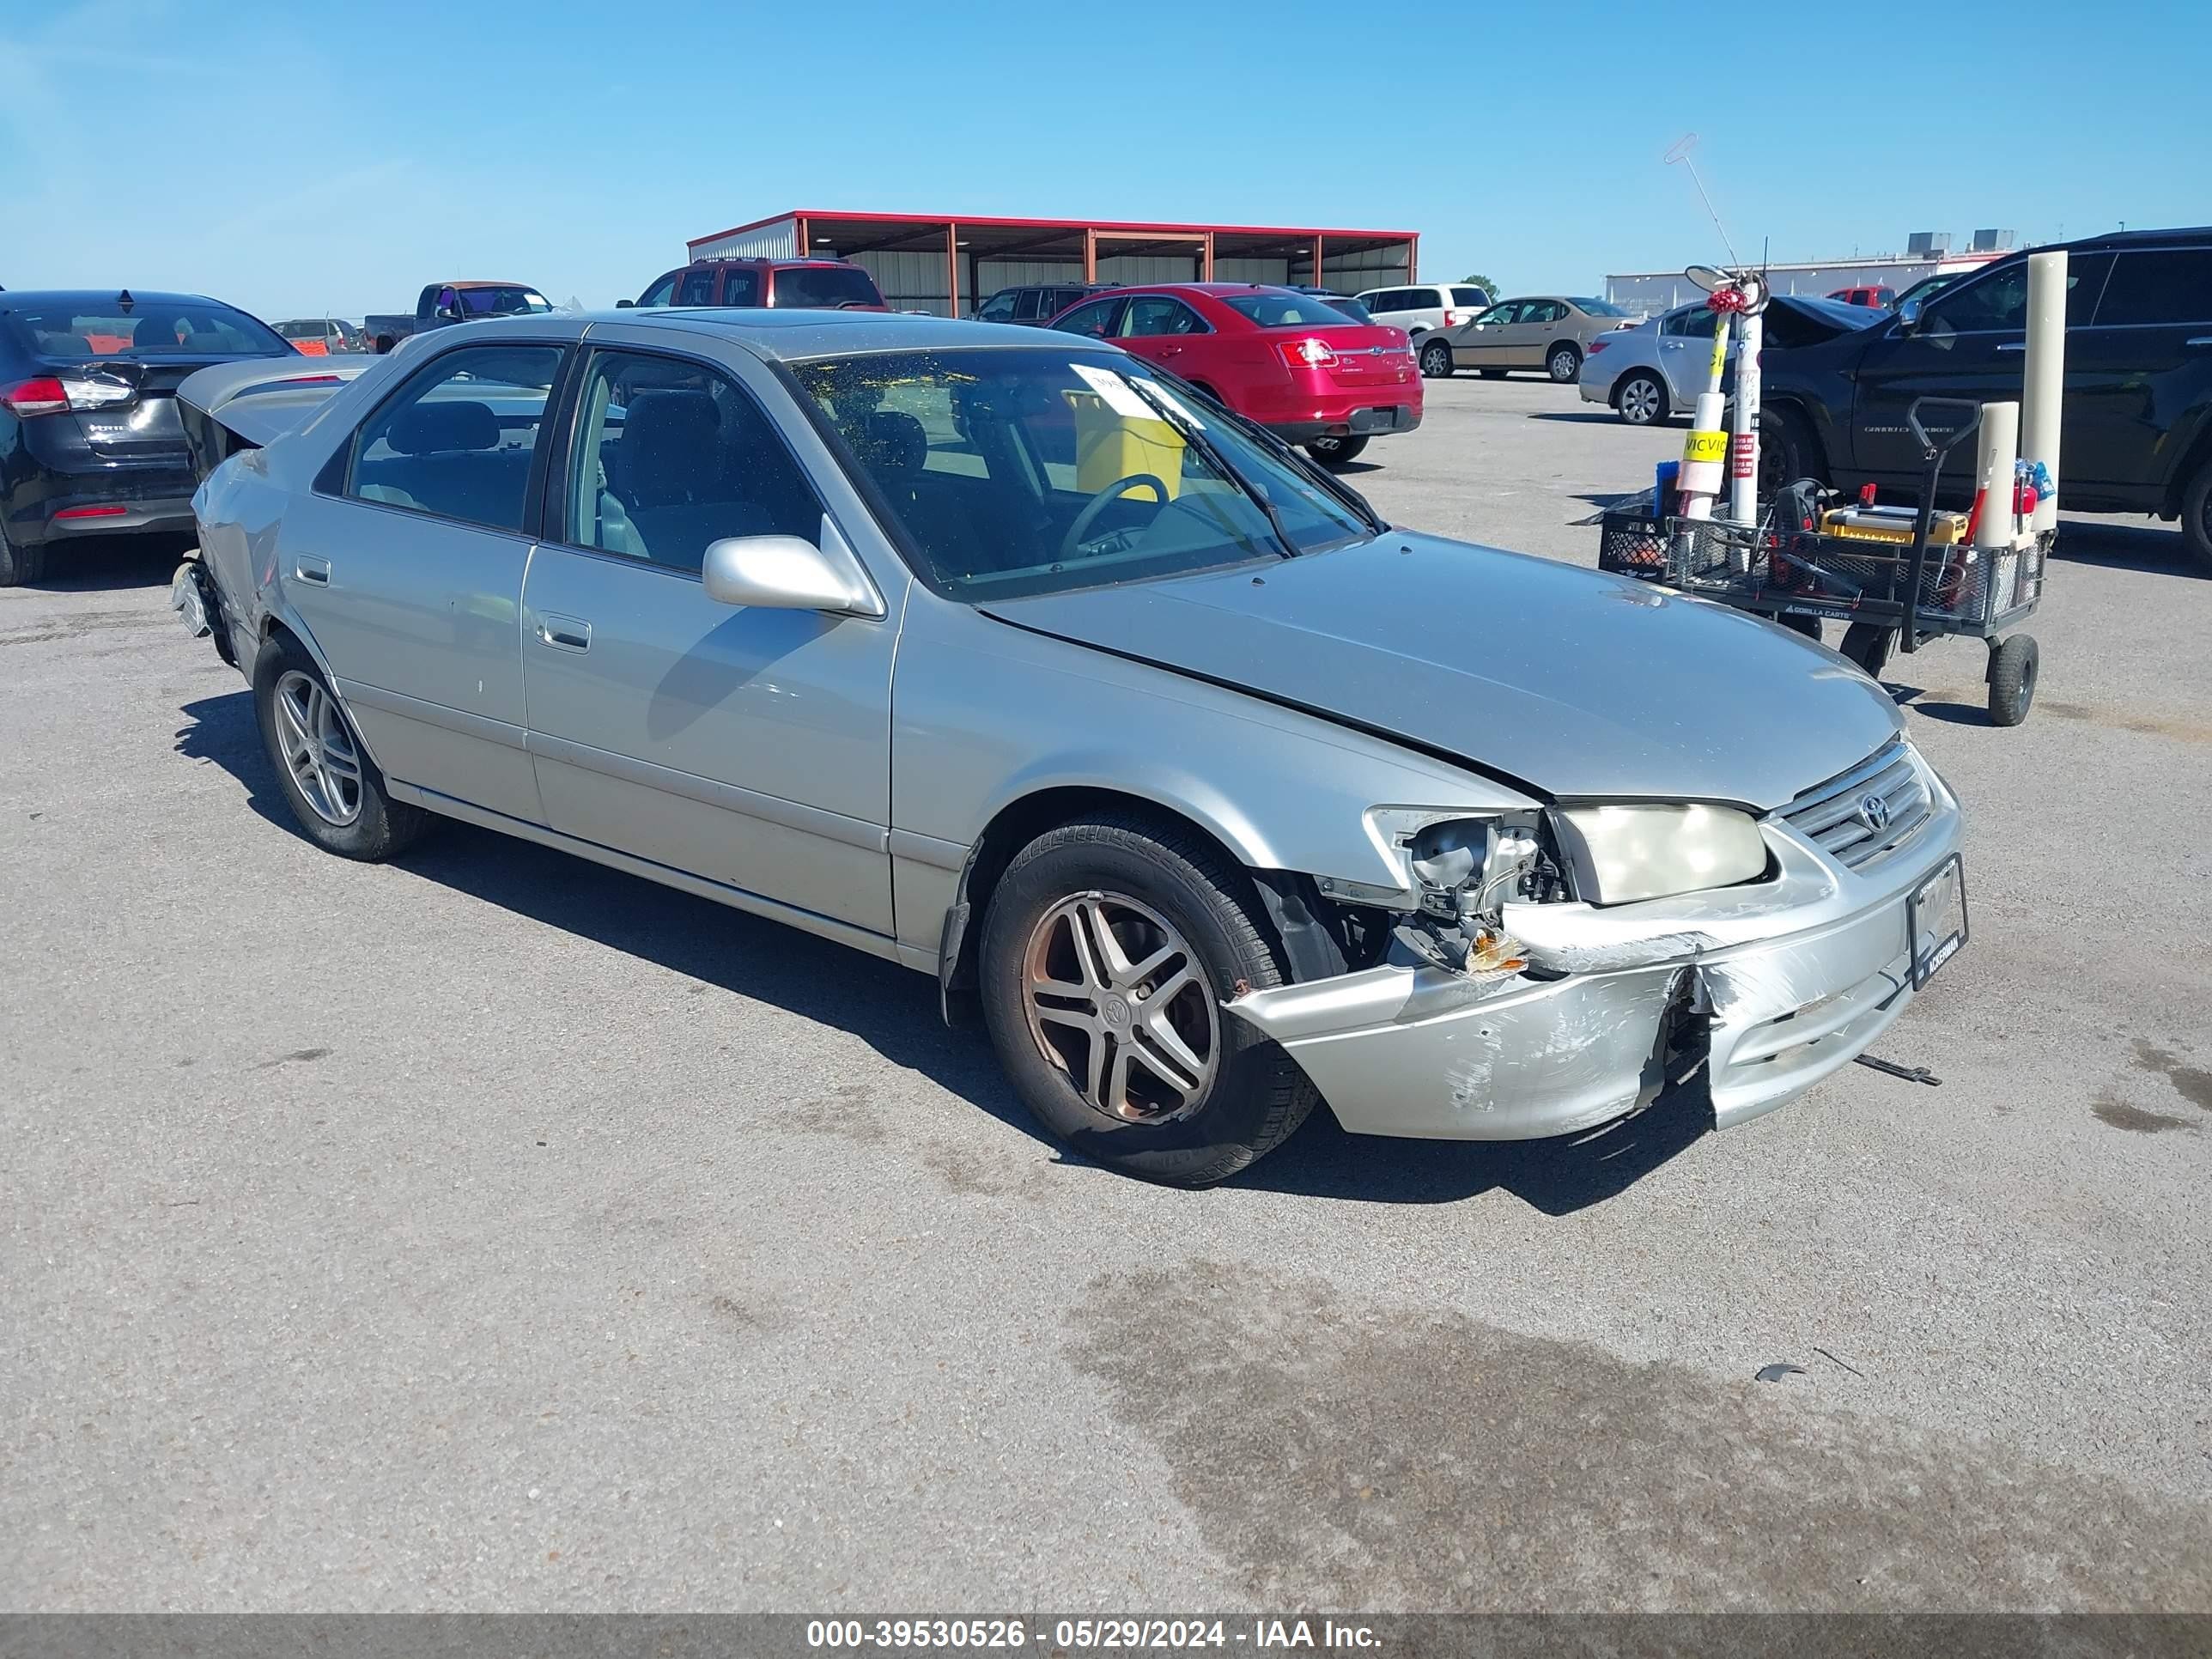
xmin=1294 ymin=324 xmax=1417 ymax=387
xmin=41 ymin=353 xmax=287 ymax=458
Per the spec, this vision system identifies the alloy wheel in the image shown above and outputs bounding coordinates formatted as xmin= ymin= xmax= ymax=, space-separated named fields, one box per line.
xmin=273 ymin=670 xmax=364 ymax=826
xmin=1620 ymin=376 xmax=1663 ymax=424
xmin=1022 ymin=892 xmax=1218 ymax=1125
xmin=1549 ymin=347 xmax=1579 ymax=382
xmin=1421 ymin=341 xmax=1452 ymax=378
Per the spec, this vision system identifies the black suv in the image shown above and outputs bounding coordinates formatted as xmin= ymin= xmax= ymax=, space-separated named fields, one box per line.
xmin=973 ymin=283 xmax=1112 ymax=325
xmin=623 ymin=258 xmax=886 ymax=312
xmin=1759 ymin=227 xmax=2212 ymax=569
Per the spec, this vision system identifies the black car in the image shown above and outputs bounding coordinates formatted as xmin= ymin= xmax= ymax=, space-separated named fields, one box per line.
xmin=0 ymin=290 xmax=294 ymax=584
xmin=1758 ymin=227 xmax=2212 ymax=569
xmin=973 ymin=283 xmax=1113 ymax=325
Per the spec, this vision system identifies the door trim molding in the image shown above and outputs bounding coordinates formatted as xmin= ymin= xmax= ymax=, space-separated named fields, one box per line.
xmin=388 ymin=781 xmax=907 ymax=965
xmin=335 ymin=677 xmax=528 ymax=750
xmin=527 ymin=731 xmax=889 ymax=854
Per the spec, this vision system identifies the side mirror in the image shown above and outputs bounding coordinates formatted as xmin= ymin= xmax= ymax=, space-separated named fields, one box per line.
xmin=702 ymin=534 xmax=871 ymax=614
xmin=1896 ymin=298 xmax=1923 ymax=332
xmin=615 ymin=298 xmax=635 ymax=308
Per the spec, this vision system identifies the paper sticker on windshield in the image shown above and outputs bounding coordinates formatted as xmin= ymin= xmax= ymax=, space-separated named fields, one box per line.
xmin=1071 ymin=362 xmax=1163 ymax=422
xmin=1135 ymin=380 xmax=1207 ymax=430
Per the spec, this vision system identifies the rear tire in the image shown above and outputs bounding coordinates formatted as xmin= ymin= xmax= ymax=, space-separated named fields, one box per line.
xmin=1987 ymin=634 xmax=2039 ymax=726
xmin=1419 ymin=338 xmax=1454 ymax=379
xmin=1760 ymin=404 xmax=1826 ymax=498
xmin=1547 ymin=343 xmax=1582 ymax=383
xmin=1305 ymin=434 xmax=1369 ymax=467
xmin=978 ymin=815 xmax=1319 ymax=1187
xmin=252 ymin=634 xmax=430 ymax=860
xmin=2182 ymin=455 xmax=2212 ymax=574
xmin=1840 ymin=621 xmax=1893 ymax=681
xmin=0 ymin=524 xmax=46 ymax=586
xmin=1615 ymin=371 xmax=1668 ymax=426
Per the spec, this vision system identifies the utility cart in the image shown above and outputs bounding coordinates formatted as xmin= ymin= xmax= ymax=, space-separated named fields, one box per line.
xmin=1601 ymin=395 xmax=2049 ymax=725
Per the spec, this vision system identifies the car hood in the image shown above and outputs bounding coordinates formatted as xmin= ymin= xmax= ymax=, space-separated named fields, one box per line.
xmin=979 ymin=532 xmax=1902 ymax=810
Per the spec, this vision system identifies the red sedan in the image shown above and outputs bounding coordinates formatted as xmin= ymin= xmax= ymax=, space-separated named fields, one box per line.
xmin=1046 ymin=283 xmax=1421 ymax=465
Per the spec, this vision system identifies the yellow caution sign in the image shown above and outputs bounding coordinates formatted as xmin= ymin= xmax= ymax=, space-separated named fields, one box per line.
xmin=1682 ymin=428 xmax=1729 ymax=465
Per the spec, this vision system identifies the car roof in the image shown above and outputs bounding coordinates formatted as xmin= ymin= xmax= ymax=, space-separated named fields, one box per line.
xmin=584 ymin=307 xmax=1116 ymax=362
xmin=0 ymin=289 xmax=221 ymax=307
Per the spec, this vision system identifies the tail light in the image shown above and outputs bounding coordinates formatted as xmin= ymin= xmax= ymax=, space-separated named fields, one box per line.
xmin=1277 ymin=338 xmax=1337 ymax=369
xmin=1587 ymin=337 xmax=1613 ymax=357
xmin=1443 ymin=309 xmax=1473 ymax=326
xmin=1 ymin=374 xmax=138 ymax=417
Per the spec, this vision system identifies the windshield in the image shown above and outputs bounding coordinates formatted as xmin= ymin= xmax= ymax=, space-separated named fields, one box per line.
xmin=5 ymin=298 xmax=288 ymax=359
xmin=459 ymin=287 xmax=551 ymax=316
xmin=791 ymin=347 xmax=1376 ymax=600
xmin=773 ymin=266 xmax=882 ymax=309
xmin=1572 ymin=297 xmax=1631 ymax=317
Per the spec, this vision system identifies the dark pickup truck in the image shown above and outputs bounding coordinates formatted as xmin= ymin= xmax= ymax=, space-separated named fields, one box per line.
xmin=1759 ymin=226 xmax=2212 ymax=570
xmin=363 ymin=281 xmax=552 ymax=354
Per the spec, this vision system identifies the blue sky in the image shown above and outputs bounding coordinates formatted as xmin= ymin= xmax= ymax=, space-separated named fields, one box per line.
xmin=3 ymin=0 xmax=2206 ymax=320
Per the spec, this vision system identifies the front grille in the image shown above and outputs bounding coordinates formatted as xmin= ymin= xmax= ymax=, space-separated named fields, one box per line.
xmin=1776 ymin=741 xmax=1933 ymax=870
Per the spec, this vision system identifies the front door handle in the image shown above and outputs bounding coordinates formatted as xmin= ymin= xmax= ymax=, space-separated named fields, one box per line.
xmin=535 ymin=612 xmax=592 ymax=653
xmin=2187 ymin=337 xmax=2212 ymax=349
xmin=295 ymin=554 xmax=331 ymax=585
xmin=1996 ymin=342 xmax=2027 ymax=352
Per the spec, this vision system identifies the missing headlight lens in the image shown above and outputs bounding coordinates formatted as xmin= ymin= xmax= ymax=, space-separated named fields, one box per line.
xmin=1553 ymin=804 xmax=1768 ymax=905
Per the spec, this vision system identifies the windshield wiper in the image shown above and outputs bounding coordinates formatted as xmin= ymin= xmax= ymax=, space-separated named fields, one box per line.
xmin=1126 ymin=379 xmax=1298 ymax=559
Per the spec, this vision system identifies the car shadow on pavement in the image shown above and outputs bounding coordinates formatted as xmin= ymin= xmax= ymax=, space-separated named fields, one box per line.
xmin=177 ymin=686 xmax=1710 ymax=1212
xmin=20 ymin=532 xmax=191 ymax=592
xmin=2050 ymin=520 xmax=2193 ymax=576
xmin=1526 ymin=410 xmax=1635 ymax=425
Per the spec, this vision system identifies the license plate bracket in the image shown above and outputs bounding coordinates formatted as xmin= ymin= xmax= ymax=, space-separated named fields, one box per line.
xmin=1908 ymin=854 xmax=1968 ymax=988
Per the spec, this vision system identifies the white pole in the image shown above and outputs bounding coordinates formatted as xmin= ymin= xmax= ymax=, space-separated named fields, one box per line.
xmin=1728 ymin=294 xmax=1763 ymax=526
xmin=1973 ymin=400 xmax=2021 ymax=550
xmin=2021 ymin=249 xmax=2069 ymax=536
xmin=1676 ymin=308 xmax=1731 ymax=525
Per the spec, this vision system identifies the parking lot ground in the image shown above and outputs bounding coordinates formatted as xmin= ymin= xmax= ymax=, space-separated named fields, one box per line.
xmin=4 ymin=374 xmax=2210 ymax=1611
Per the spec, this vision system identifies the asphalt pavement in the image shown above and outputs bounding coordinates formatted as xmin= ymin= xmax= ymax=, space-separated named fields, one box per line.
xmin=4 ymin=374 xmax=2209 ymax=1612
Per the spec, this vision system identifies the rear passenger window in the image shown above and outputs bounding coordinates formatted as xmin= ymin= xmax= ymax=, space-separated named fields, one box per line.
xmin=345 ymin=345 xmax=562 ymax=533
xmin=564 ymin=349 xmax=823 ymax=574
xmin=2094 ymin=250 xmax=2212 ymax=326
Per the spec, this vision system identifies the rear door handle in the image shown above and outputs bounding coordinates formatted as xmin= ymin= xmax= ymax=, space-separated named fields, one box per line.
xmin=2187 ymin=337 xmax=2212 ymax=349
xmin=295 ymin=555 xmax=331 ymax=584
xmin=1996 ymin=342 xmax=2027 ymax=352
xmin=535 ymin=612 xmax=592 ymax=653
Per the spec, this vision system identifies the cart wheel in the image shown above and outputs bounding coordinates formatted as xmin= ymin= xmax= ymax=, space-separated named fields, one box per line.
xmin=1780 ymin=614 xmax=1824 ymax=645
xmin=1987 ymin=634 xmax=2039 ymax=726
xmin=1841 ymin=621 xmax=1893 ymax=681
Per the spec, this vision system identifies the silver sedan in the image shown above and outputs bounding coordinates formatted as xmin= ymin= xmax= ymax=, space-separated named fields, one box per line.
xmin=178 ymin=310 xmax=1966 ymax=1185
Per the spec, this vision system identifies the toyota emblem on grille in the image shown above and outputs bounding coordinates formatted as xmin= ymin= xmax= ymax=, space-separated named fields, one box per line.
xmin=1857 ymin=793 xmax=1892 ymax=833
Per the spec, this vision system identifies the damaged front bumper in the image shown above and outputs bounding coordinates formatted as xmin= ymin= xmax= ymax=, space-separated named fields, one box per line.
xmin=1226 ymin=770 xmax=1962 ymax=1140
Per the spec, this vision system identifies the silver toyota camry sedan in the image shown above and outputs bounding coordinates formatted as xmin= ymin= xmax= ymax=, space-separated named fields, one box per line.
xmin=176 ymin=309 xmax=1966 ymax=1185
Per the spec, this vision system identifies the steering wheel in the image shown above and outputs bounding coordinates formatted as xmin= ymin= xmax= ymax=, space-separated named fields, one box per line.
xmin=1059 ymin=474 xmax=1169 ymax=562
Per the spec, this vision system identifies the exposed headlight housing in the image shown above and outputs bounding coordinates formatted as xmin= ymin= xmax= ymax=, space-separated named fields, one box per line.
xmin=1552 ymin=803 xmax=1769 ymax=906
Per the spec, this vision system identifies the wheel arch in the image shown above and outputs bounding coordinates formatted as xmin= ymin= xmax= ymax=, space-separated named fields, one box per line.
xmin=935 ymin=783 xmax=1279 ymax=1028
xmin=254 ymin=608 xmax=391 ymax=771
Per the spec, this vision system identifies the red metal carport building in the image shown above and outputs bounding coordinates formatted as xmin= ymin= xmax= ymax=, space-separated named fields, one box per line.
xmin=686 ymin=210 xmax=1420 ymax=317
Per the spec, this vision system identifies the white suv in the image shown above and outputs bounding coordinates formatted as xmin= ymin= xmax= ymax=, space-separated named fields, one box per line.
xmin=1353 ymin=283 xmax=1493 ymax=374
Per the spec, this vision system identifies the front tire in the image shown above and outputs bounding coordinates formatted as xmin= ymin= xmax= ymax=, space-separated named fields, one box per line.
xmin=1419 ymin=338 xmax=1454 ymax=379
xmin=979 ymin=816 xmax=1319 ymax=1187
xmin=1305 ymin=434 xmax=1369 ymax=467
xmin=1547 ymin=343 xmax=1582 ymax=383
xmin=252 ymin=634 xmax=429 ymax=860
